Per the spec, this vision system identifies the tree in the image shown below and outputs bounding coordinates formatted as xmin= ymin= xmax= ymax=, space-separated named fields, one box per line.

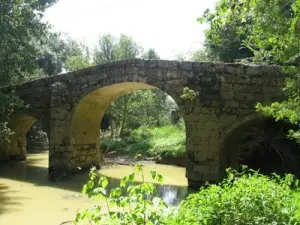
xmin=117 ymin=34 xmax=141 ymax=60
xmin=0 ymin=0 xmax=57 ymax=143
xmin=236 ymin=0 xmax=300 ymax=143
xmin=93 ymin=34 xmax=175 ymax=136
xmin=94 ymin=34 xmax=142 ymax=136
xmin=37 ymin=33 xmax=93 ymax=75
xmin=93 ymin=34 xmax=142 ymax=64
xmin=200 ymin=0 xmax=300 ymax=170
xmin=0 ymin=0 xmax=57 ymax=85
xmin=190 ymin=49 xmax=214 ymax=62
xmin=175 ymin=52 xmax=190 ymax=62
xmin=142 ymin=48 xmax=160 ymax=60
xmin=93 ymin=34 xmax=119 ymax=64
xmin=65 ymin=40 xmax=91 ymax=71
xmin=198 ymin=0 xmax=254 ymax=62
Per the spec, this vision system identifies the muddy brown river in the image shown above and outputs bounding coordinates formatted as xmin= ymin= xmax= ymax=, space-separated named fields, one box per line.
xmin=0 ymin=152 xmax=190 ymax=225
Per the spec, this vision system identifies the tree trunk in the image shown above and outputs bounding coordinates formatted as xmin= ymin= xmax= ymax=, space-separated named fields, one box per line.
xmin=119 ymin=94 xmax=128 ymax=136
xmin=110 ymin=119 xmax=114 ymax=138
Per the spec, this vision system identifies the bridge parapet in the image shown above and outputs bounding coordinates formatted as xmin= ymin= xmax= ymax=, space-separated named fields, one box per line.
xmin=0 ymin=59 xmax=286 ymax=187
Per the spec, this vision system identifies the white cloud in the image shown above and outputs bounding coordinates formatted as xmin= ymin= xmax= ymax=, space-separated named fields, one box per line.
xmin=43 ymin=0 xmax=217 ymax=59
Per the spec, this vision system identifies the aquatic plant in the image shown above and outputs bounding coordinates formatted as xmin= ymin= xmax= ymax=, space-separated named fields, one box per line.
xmin=75 ymin=162 xmax=171 ymax=224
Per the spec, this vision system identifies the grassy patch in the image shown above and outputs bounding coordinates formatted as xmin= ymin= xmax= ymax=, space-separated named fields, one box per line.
xmin=101 ymin=124 xmax=186 ymax=158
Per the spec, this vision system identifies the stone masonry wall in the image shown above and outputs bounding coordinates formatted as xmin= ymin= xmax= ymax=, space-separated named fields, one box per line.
xmin=0 ymin=59 xmax=286 ymax=187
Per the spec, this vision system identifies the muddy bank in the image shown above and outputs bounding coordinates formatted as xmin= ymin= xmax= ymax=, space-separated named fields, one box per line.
xmin=102 ymin=151 xmax=185 ymax=167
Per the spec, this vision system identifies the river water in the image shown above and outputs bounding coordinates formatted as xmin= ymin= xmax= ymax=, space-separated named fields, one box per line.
xmin=0 ymin=152 xmax=191 ymax=225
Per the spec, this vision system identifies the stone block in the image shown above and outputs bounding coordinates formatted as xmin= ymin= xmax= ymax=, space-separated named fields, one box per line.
xmin=231 ymin=100 xmax=240 ymax=108
xmin=194 ymin=151 xmax=208 ymax=161
xmin=201 ymin=107 xmax=215 ymax=114
xmin=263 ymin=86 xmax=277 ymax=93
xmin=202 ymin=121 xmax=219 ymax=130
xmin=220 ymin=91 xmax=234 ymax=100
xmin=2 ymin=59 xmax=288 ymax=188
xmin=219 ymin=115 xmax=236 ymax=122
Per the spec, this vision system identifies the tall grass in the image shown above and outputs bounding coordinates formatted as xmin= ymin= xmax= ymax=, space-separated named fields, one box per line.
xmin=101 ymin=124 xmax=186 ymax=158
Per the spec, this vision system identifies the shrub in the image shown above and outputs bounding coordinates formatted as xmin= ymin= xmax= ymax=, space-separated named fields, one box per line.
xmin=137 ymin=125 xmax=185 ymax=158
xmin=75 ymin=163 xmax=172 ymax=225
xmin=168 ymin=167 xmax=300 ymax=225
xmin=101 ymin=139 xmax=126 ymax=152
xmin=131 ymin=126 xmax=153 ymax=141
xmin=100 ymin=124 xmax=186 ymax=158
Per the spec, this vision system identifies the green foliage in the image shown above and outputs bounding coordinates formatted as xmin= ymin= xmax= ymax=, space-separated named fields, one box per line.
xmin=75 ymin=165 xmax=170 ymax=225
xmin=105 ymin=89 xmax=176 ymax=136
xmin=199 ymin=0 xmax=300 ymax=64
xmin=37 ymin=33 xmax=91 ymax=75
xmin=174 ymin=49 xmax=214 ymax=62
xmin=93 ymin=34 xmax=171 ymax=135
xmin=101 ymin=139 xmax=127 ymax=152
xmin=190 ymin=49 xmax=213 ymax=62
xmin=180 ymin=87 xmax=197 ymax=101
xmin=93 ymin=34 xmax=142 ymax=64
xmin=0 ymin=92 xmax=23 ymax=143
xmin=200 ymin=0 xmax=300 ymax=145
xmin=142 ymin=48 xmax=160 ymax=60
xmin=0 ymin=0 xmax=59 ymax=142
xmin=169 ymin=167 xmax=300 ymax=225
xmin=198 ymin=0 xmax=254 ymax=62
xmin=242 ymin=0 xmax=300 ymax=143
xmin=64 ymin=40 xmax=91 ymax=71
xmin=0 ymin=0 xmax=57 ymax=85
xmin=101 ymin=124 xmax=186 ymax=158
xmin=145 ymin=124 xmax=186 ymax=158
xmin=76 ymin=167 xmax=300 ymax=225
xmin=256 ymin=98 xmax=300 ymax=142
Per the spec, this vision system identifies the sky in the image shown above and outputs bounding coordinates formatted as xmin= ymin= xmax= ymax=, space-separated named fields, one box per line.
xmin=43 ymin=0 xmax=217 ymax=60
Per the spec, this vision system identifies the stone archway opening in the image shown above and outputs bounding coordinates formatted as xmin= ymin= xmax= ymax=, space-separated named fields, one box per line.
xmin=26 ymin=120 xmax=49 ymax=153
xmin=220 ymin=117 xmax=300 ymax=177
xmin=1 ymin=114 xmax=37 ymax=161
xmin=70 ymin=82 xmax=186 ymax=169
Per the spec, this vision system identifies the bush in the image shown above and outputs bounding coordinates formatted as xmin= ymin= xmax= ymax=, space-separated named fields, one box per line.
xmin=75 ymin=167 xmax=300 ymax=225
xmin=168 ymin=167 xmax=300 ymax=225
xmin=101 ymin=139 xmax=126 ymax=152
xmin=131 ymin=126 xmax=153 ymax=141
xmin=75 ymin=164 xmax=171 ymax=225
xmin=100 ymin=124 xmax=186 ymax=158
xmin=148 ymin=125 xmax=185 ymax=157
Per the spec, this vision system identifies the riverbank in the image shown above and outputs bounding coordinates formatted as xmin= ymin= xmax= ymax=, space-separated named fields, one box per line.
xmin=101 ymin=124 xmax=186 ymax=166
xmin=102 ymin=151 xmax=186 ymax=167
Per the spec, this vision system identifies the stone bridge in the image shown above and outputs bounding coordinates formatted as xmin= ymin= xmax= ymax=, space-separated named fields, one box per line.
xmin=0 ymin=59 xmax=285 ymax=187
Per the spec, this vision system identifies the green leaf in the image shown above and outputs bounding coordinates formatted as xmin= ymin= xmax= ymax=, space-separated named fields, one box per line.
xmin=87 ymin=180 xmax=94 ymax=190
xmin=99 ymin=176 xmax=109 ymax=188
xmin=150 ymin=170 xmax=157 ymax=180
xmin=82 ymin=184 xmax=88 ymax=194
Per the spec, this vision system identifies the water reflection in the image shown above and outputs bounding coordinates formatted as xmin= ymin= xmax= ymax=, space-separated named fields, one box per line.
xmin=0 ymin=152 xmax=193 ymax=225
xmin=104 ymin=176 xmax=195 ymax=207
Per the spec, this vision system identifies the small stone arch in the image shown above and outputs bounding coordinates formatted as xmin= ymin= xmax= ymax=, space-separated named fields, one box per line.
xmin=1 ymin=114 xmax=37 ymax=161
xmin=69 ymin=80 xmax=183 ymax=168
xmin=219 ymin=114 xmax=264 ymax=174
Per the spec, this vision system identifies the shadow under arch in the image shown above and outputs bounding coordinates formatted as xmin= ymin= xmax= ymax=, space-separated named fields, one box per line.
xmin=219 ymin=114 xmax=265 ymax=175
xmin=70 ymin=82 xmax=156 ymax=166
xmin=2 ymin=114 xmax=37 ymax=161
xmin=69 ymin=81 xmax=183 ymax=168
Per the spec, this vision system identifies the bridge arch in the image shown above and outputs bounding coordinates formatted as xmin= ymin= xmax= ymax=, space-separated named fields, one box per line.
xmin=31 ymin=59 xmax=285 ymax=186
xmin=1 ymin=114 xmax=37 ymax=160
xmin=68 ymin=79 xmax=184 ymax=170
xmin=219 ymin=114 xmax=266 ymax=175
